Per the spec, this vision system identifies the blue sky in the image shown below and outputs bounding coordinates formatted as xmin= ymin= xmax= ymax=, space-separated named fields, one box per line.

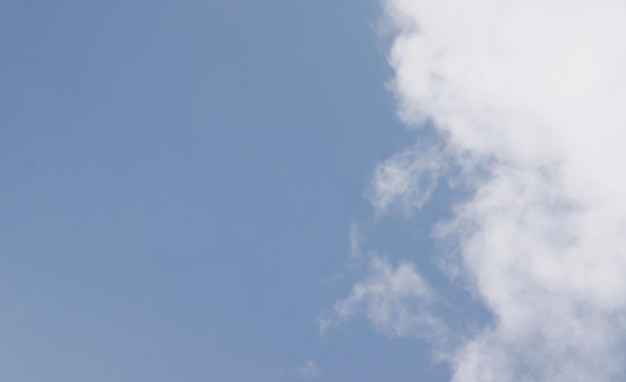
xmin=1 ymin=1 xmax=452 ymax=381
xmin=10 ymin=1 xmax=621 ymax=381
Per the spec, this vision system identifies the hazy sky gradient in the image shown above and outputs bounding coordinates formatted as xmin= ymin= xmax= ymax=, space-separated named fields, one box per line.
xmin=1 ymin=1 xmax=451 ymax=381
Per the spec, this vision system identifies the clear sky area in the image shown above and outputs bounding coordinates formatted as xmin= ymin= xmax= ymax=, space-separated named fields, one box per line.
xmin=0 ymin=1 xmax=451 ymax=381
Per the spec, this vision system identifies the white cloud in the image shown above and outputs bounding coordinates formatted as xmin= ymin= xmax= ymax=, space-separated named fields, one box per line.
xmin=321 ymin=254 xmax=442 ymax=339
xmin=331 ymin=0 xmax=626 ymax=380
xmin=368 ymin=143 xmax=446 ymax=216
xmin=348 ymin=222 xmax=362 ymax=261
xmin=299 ymin=359 xmax=319 ymax=380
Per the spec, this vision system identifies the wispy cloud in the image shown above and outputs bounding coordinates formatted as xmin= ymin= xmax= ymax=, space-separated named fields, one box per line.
xmin=331 ymin=0 xmax=626 ymax=380
xmin=298 ymin=359 xmax=319 ymax=380
xmin=348 ymin=222 xmax=363 ymax=261
xmin=368 ymin=143 xmax=446 ymax=216
xmin=321 ymin=253 xmax=442 ymax=339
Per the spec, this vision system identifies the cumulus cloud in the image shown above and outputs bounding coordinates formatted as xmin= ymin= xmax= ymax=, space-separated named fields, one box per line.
xmin=333 ymin=1 xmax=626 ymax=381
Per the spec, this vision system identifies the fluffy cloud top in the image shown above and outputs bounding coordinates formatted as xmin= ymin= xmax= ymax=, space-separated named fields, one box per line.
xmin=332 ymin=1 xmax=626 ymax=381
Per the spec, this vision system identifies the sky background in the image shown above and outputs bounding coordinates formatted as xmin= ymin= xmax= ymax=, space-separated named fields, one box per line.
xmin=0 ymin=1 xmax=453 ymax=381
